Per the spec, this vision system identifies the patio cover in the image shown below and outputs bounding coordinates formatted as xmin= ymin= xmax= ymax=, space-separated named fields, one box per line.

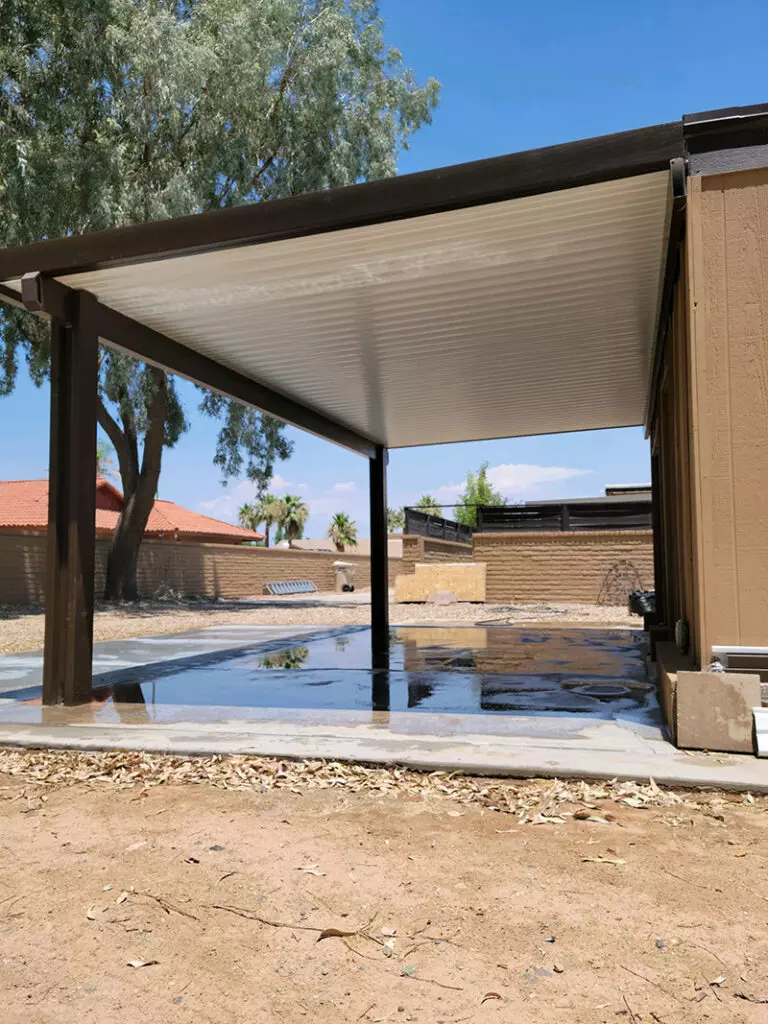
xmin=0 ymin=119 xmax=692 ymax=453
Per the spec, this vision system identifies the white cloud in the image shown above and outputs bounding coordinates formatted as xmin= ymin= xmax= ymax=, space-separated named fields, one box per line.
xmin=197 ymin=480 xmax=254 ymax=523
xmin=485 ymin=463 xmax=592 ymax=497
xmin=308 ymin=496 xmax=345 ymax=516
xmin=434 ymin=483 xmax=463 ymax=498
xmin=431 ymin=463 xmax=593 ymax=505
xmin=196 ymin=473 xmax=304 ymax=523
xmin=269 ymin=474 xmax=292 ymax=493
xmin=333 ymin=481 xmax=358 ymax=493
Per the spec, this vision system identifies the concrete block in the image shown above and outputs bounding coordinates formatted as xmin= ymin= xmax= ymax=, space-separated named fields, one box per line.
xmin=655 ymin=641 xmax=695 ymax=743
xmin=676 ymin=670 xmax=761 ymax=753
xmin=394 ymin=563 xmax=486 ymax=603
xmin=754 ymin=707 xmax=768 ymax=757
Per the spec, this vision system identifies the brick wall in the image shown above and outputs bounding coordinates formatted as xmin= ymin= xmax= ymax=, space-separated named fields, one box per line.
xmin=400 ymin=535 xmax=474 ymax=574
xmin=0 ymin=531 xmax=403 ymax=605
xmin=472 ymin=530 xmax=654 ymax=605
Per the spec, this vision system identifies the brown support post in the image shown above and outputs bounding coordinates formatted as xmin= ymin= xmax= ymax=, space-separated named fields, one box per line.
xmin=42 ymin=296 xmax=98 ymax=705
xmin=369 ymin=445 xmax=390 ymax=680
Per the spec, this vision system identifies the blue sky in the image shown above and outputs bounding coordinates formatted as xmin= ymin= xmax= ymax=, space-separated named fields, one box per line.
xmin=2 ymin=0 xmax=767 ymax=536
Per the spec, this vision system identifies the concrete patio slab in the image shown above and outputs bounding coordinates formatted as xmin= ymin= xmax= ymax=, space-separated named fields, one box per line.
xmin=0 ymin=622 xmax=766 ymax=791
xmin=0 ymin=708 xmax=765 ymax=791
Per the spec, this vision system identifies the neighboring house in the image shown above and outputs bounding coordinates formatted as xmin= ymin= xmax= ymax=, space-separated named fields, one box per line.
xmin=0 ymin=479 xmax=264 ymax=545
xmin=276 ymin=535 xmax=404 ymax=558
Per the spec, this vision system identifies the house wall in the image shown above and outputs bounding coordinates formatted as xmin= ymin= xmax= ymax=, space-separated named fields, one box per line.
xmin=650 ymin=251 xmax=700 ymax=659
xmin=472 ymin=530 xmax=654 ymax=605
xmin=684 ymin=168 xmax=768 ymax=665
xmin=0 ymin=531 xmax=403 ymax=604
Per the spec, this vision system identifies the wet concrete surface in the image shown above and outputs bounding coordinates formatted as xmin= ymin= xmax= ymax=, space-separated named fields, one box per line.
xmin=0 ymin=625 xmax=658 ymax=733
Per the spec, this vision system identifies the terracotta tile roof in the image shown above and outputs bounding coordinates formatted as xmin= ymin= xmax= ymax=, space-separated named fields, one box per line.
xmin=0 ymin=479 xmax=263 ymax=543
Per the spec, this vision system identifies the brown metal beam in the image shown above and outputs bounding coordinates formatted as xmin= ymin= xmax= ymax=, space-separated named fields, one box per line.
xmin=19 ymin=272 xmax=377 ymax=458
xmin=42 ymin=295 xmax=98 ymax=705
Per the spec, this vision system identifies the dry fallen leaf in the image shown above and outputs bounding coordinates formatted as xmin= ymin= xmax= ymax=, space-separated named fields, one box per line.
xmin=574 ymin=810 xmax=613 ymax=824
xmin=481 ymin=992 xmax=503 ymax=1004
xmin=127 ymin=959 xmax=159 ymax=969
xmin=86 ymin=906 xmax=98 ymax=921
xmin=710 ymin=975 xmax=726 ymax=987
xmin=116 ymin=891 xmax=129 ymax=904
xmin=317 ymin=927 xmax=357 ymax=941
xmin=298 ymin=864 xmax=326 ymax=876
xmin=582 ymin=857 xmax=626 ymax=866
xmin=125 ymin=841 xmax=147 ymax=853
xmin=381 ymin=927 xmax=397 ymax=937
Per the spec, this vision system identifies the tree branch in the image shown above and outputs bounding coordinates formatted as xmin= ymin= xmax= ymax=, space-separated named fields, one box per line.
xmin=97 ymin=394 xmax=137 ymax=495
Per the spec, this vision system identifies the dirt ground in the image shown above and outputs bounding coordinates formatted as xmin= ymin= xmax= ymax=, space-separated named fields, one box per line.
xmin=1 ymin=751 xmax=766 ymax=1023
xmin=0 ymin=599 xmax=637 ymax=654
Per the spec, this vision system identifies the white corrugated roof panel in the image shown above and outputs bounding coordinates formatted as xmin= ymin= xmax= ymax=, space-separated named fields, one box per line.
xmin=19 ymin=169 xmax=672 ymax=450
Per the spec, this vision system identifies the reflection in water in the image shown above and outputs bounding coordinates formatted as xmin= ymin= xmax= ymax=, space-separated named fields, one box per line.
xmin=259 ymin=646 xmax=310 ymax=670
xmin=26 ymin=626 xmax=650 ymax=722
xmin=371 ymin=670 xmax=390 ymax=712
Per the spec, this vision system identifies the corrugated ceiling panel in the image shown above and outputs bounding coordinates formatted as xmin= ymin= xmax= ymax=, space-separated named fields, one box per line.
xmin=55 ymin=170 xmax=670 ymax=449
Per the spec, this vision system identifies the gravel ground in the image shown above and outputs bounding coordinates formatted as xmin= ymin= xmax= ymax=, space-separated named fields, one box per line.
xmin=1 ymin=751 xmax=766 ymax=1023
xmin=0 ymin=599 xmax=637 ymax=654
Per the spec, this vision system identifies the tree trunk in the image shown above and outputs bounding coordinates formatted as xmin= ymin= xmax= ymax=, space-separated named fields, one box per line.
xmin=104 ymin=471 xmax=159 ymax=600
xmin=100 ymin=370 xmax=169 ymax=601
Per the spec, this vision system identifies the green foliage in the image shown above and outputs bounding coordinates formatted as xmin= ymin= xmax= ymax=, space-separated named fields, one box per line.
xmin=96 ymin=439 xmax=119 ymax=483
xmin=274 ymin=493 xmax=309 ymax=545
xmin=238 ymin=491 xmax=282 ymax=545
xmin=415 ymin=494 xmax=442 ymax=517
xmin=387 ymin=505 xmax=404 ymax=531
xmin=328 ymin=510 xmax=358 ymax=551
xmin=0 ymin=0 xmax=439 ymax=507
xmin=454 ymin=461 xmax=505 ymax=527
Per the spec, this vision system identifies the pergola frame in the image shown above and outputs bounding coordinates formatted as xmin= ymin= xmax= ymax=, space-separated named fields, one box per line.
xmin=3 ymin=102 xmax=768 ymax=705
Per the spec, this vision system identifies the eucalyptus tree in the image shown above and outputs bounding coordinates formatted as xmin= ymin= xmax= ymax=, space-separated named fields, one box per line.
xmin=0 ymin=0 xmax=439 ymax=599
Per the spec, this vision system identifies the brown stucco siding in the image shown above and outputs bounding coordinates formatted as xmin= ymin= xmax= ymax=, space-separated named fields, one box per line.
xmin=472 ymin=530 xmax=654 ymax=605
xmin=0 ymin=531 xmax=402 ymax=605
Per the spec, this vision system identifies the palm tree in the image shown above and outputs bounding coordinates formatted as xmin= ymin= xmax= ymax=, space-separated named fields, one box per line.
xmin=238 ymin=492 xmax=280 ymax=546
xmin=387 ymin=506 xmax=405 ymax=532
xmin=275 ymin=494 xmax=309 ymax=547
xmin=328 ymin=512 xmax=358 ymax=552
xmin=416 ymin=494 xmax=443 ymax=517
